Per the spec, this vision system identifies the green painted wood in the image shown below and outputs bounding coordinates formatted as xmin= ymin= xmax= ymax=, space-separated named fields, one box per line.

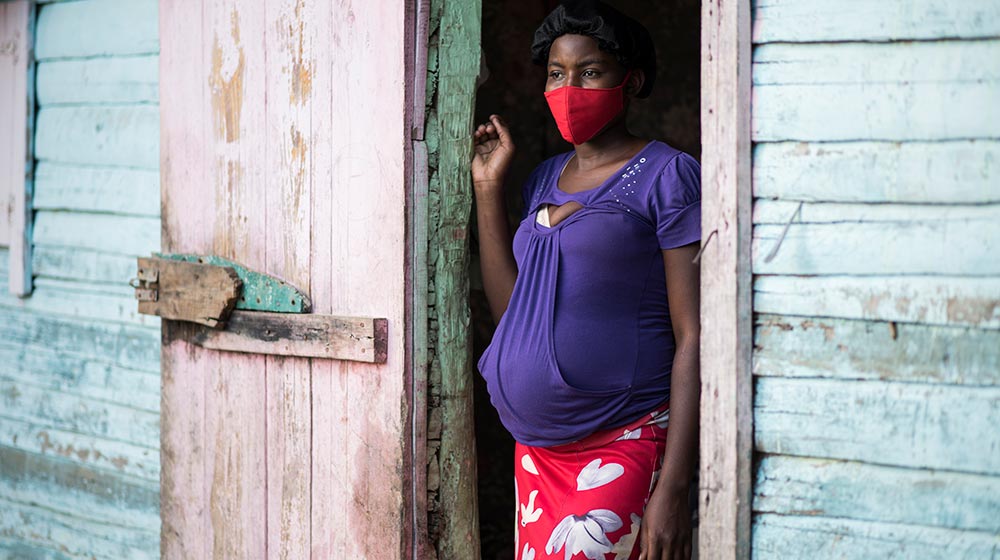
xmin=754 ymin=454 xmax=1000 ymax=533
xmin=0 ymin=277 xmax=161 ymax=328
xmin=426 ymin=0 xmax=481 ymax=557
xmin=0 ymin=445 xmax=159 ymax=532
xmin=753 ymin=140 xmax=1000 ymax=204
xmin=752 ymin=0 xmax=1000 ymax=43
xmin=34 ymin=105 xmax=159 ymax=169
xmin=752 ymin=513 xmax=1000 ymax=559
xmin=754 ymin=376 xmax=1000 ymax=475
xmin=754 ymin=314 xmax=1000 ymax=387
xmin=0 ymin=540 xmax=74 ymax=560
xmin=33 ymin=211 xmax=159 ymax=256
xmin=35 ymin=0 xmax=158 ymax=60
xmin=36 ymin=55 xmax=158 ymax=105
xmin=154 ymin=253 xmax=311 ymax=313
xmin=34 ymin=162 xmax=160 ymax=217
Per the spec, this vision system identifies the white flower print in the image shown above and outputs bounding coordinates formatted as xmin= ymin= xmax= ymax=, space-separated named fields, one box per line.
xmin=514 ymin=477 xmax=520 ymax=552
xmin=545 ymin=509 xmax=623 ymax=560
xmin=521 ymin=453 xmax=540 ymax=475
xmin=577 ymin=458 xmax=625 ymax=491
xmin=611 ymin=513 xmax=642 ymax=560
xmin=614 ymin=427 xmax=642 ymax=441
xmin=521 ymin=543 xmax=536 ymax=560
xmin=520 ymin=489 xmax=543 ymax=527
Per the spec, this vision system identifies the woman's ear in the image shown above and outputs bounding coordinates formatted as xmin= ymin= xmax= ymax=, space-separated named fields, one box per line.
xmin=625 ymin=69 xmax=645 ymax=97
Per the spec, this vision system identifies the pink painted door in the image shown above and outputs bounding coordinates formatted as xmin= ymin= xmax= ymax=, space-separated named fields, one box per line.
xmin=159 ymin=1 xmax=415 ymax=557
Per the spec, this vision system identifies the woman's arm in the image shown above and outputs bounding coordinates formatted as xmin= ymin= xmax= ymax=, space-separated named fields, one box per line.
xmin=641 ymin=241 xmax=701 ymax=560
xmin=472 ymin=115 xmax=519 ymax=322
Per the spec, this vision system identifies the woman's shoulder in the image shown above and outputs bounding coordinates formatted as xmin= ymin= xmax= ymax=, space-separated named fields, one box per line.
xmin=641 ymin=140 xmax=698 ymax=173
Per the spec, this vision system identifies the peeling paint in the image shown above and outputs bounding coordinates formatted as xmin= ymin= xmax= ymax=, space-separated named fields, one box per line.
xmin=209 ymin=9 xmax=246 ymax=143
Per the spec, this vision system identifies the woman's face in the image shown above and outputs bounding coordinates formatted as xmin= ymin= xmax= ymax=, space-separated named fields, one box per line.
xmin=545 ymin=34 xmax=628 ymax=92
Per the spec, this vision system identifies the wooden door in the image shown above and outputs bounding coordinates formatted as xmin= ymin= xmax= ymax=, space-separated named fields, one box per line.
xmin=159 ymin=1 xmax=414 ymax=557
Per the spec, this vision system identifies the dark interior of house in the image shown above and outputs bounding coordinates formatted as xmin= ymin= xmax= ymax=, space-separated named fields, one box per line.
xmin=471 ymin=1 xmax=702 ymax=557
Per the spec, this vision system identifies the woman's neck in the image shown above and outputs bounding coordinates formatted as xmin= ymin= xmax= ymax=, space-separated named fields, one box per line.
xmin=572 ymin=119 xmax=645 ymax=170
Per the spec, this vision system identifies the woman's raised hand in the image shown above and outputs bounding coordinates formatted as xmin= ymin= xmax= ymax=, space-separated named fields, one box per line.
xmin=472 ymin=114 xmax=516 ymax=194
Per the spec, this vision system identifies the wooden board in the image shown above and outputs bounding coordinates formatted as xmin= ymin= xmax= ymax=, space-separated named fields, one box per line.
xmin=183 ymin=311 xmax=388 ymax=362
xmin=752 ymin=0 xmax=1000 ymax=43
xmin=32 ymin=246 xmax=139 ymax=285
xmin=33 ymin=212 xmax=159 ymax=255
xmin=160 ymin=0 xmax=410 ymax=557
xmin=36 ymin=55 xmax=159 ymax=105
xmin=136 ymin=257 xmax=241 ymax=327
xmin=699 ymin=0 xmax=753 ymax=557
xmin=754 ymin=314 xmax=1000 ymax=386
xmin=34 ymin=162 xmax=160 ymax=216
xmin=754 ymin=454 xmax=1000 ymax=533
xmin=751 ymin=204 xmax=1000 ymax=276
xmin=754 ymin=376 xmax=1000 ymax=475
xmin=0 ymin=0 xmax=33 ymax=296
xmin=751 ymin=513 xmax=1000 ymax=559
xmin=754 ymin=275 xmax=1000 ymax=329
xmin=34 ymin=105 xmax=159 ymax=169
xmin=753 ymin=140 xmax=1000 ymax=204
xmin=34 ymin=0 xmax=159 ymax=60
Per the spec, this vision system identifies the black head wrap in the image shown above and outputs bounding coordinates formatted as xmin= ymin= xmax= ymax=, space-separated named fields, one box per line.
xmin=531 ymin=0 xmax=657 ymax=98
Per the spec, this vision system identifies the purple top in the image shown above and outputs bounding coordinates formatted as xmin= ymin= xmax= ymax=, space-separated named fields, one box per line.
xmin=477 ymin=141 xmax=702 ymax=446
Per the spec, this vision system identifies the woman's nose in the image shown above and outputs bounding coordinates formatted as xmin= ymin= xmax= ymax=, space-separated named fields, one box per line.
xmin=568 ymin=73 xmax=584 ymax=88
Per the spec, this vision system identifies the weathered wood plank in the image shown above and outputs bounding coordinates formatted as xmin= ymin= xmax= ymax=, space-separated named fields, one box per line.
xmin=36 ymin=55 xmax=158 ymax=105
xmin=185 ymin=311 xmax=388 ymax=362
xmin=753 ymin=200 xmax=1000 ymax=225
xmin=754 ymin=376 xmax=1000 ymax=474
xmin=753 ymin=140 xmax=1000 ymax=203
xmin=0 ymin=540 xmax=74 ymax=560
xmin=754 ymin=454 xmax=1000 ymax=533
xmin=0 ymin=307 xmax=160 ymax=373
xmin=751 ymin=204 xmax=1000 ymax=276
xmin=34 ymin=162 xmax=160 ymax=216
xmin=752 ymin=0 xmax=1000 ymax=43
xmin=0 ymin=377 xmax=159 ymax=448
xmin=754 ymin=275 xmax=1000 ymax=329
xmin=0 ymin=341 xmax=159 ymax=413
xmin=35 ymin=105 xmax=159 ymax=169
xmin=0 ymin=276 xmax=161 ymax=328
xmin=700 ymin=0 xmax=753 ymax=558
xmin=35 ymin=0 xmax=158 ymax=60
xmin=430 ymin=0 xmax=483 ymax=557
xmin=0 ymin=445 xmax=159 ymax=533
xmin=753 ymin=314 xmax=1000 ymax=386
xmin=0 ymin=0 xmax=34 ymax=296
xmin=753 ymin=82 xmax=1000 ymax=142
xmin=753 ymin=40 xmax=1000 ymax=86
xmin=0 ymin=497 xmax=157 ymax=560
xmin=32 ymin=245 xmax=139 ymax=284
xmin=0 ymin=416 xmax=158 ymax=481
xmin=136 ymin=257 xmax=241 ymax=328
xmin=752 ymin=513 xmax=1000 ymax=559
xmin=33 ymin=211 xmax=159 ymax=256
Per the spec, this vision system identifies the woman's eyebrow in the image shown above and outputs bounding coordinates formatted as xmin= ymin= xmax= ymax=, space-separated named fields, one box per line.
xmin=574 ymin=58 xmax=608 ymax=67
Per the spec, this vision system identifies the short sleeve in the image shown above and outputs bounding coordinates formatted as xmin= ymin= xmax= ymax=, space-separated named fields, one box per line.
xmin=649 ymin=152 xmax=702 ymax=249
xmin=519 ymin=163 xmax=546 ymax=221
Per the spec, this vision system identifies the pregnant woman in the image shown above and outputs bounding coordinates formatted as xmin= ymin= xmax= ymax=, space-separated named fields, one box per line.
xmin=471 ymin=2 xmax=702 ymax=559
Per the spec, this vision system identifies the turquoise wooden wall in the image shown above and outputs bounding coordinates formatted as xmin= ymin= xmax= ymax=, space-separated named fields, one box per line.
xmin=0 ymin=0 xmax=161 ymax=558
xmin=749 ymin=0 xmax=1000 ymax=557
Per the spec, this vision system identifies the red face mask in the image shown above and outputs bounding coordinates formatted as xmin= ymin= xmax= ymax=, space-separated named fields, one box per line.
xmin=544 ymin=71 xmax=631 ymax=145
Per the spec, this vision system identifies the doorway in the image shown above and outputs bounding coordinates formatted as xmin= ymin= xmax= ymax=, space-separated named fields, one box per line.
xmin=469 ymin=1 xmax=702 ymax=557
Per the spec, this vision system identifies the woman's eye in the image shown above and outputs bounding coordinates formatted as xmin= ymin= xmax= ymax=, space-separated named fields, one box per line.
xmin=583 ymin=70 xmax=598 ymax=78
xmin=549 ymin=71 xmax=563 ymax=80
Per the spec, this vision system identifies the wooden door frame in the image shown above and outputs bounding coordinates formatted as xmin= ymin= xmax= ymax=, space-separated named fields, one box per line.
xmin=698 ymin=0 xmax=753 ymax=558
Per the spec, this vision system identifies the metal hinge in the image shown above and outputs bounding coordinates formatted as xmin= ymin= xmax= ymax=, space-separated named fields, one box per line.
xmin=130 ymin=266 xmax=159 ymax=302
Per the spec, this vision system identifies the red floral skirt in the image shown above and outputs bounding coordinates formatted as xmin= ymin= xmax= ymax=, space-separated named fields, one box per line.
xmin=514 ymin=403 xmax=670 ymax=560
